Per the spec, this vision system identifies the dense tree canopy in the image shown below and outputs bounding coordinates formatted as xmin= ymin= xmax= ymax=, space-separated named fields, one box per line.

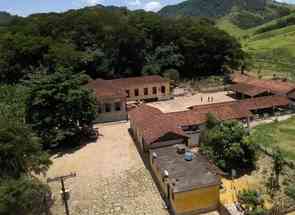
xmin=201 ymin=119 xmax=258 ymax=172
xmin=0 ymin=86 xmax=52 ymax=215
xmin=25 ymin=68 xmax=97 ymax=148
xmin=0 ymin=7 xmax=245 ymax=83
xmin=0 ymin=176 xmax=51 ymax=215
xmin=0 ymin=119 xmax=51 ymax=178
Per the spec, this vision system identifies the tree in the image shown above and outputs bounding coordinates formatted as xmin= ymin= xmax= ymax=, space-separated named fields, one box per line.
xmin=285 ymin=184 xmax=295 ymax=200
xmin=239 ymin=190 xmax=263 ymax=209
xmin=271 ymin=147 xmax=285 ymax=189
xmin=238 ymin=190 xmax=267 ymax=215
xmin=0 ymin=119 xmax=51 ymax=178
xmin=0 ymin=85 xmax=28 ymax=123
xmin=163 ymin=69 xmax=180 ymax=82
xmin=26 ymin=67 xmax=97 ymax=148
xmin=0 ymin=176 xmax=51 ymax=215
xmin=0 ymin=7 xmax=245 ymax=84
xmin=201 ymin=120 xmax=258 ymax=172
xmin=0 ymin=103 xmax=52 ymax=215
xmin=144 ymin=43 xmax=184 ymax=74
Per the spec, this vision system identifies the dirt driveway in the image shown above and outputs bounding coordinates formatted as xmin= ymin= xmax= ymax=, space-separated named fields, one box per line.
xmin=148 ymin=91 xmax=235 ymax=113
xmin=44 ymin=122 xmax=168 ymax=215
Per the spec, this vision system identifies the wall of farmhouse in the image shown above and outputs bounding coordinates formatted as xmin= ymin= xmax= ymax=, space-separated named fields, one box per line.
xmin=171 ymin=185 xmax=220 ymax=215
xmin=149 ymin=153 xmax=169 ymax=195
xmin=125 ymin=82 xmax=171 ymax=102
xmin=94 ymin=97 xmax=127 ymax=123
xmin=186 ymin=124 xmax=206 ymax=147
xmin=149 ymin=139 xmax=184 ymax=150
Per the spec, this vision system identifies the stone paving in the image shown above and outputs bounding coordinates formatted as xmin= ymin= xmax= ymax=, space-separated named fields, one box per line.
xmin=43 ymin=122 xmax=168 ymax=215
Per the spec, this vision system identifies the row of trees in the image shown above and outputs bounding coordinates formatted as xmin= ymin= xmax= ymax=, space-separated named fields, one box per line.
xmin=0 ymin=6 xmax=245 ymax=84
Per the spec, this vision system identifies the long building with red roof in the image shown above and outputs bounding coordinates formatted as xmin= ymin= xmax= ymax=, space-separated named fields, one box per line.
xmin=87 ymin=75 xmax=171 ymax=123
xmin=129 ymin=95 xmax=290 ymax=152
xmin=229 ymin=73 xmax=295 ymax=98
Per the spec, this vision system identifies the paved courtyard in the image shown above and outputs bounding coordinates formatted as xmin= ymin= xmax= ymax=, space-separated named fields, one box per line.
xmin=44 ymin=122 xmax=168 ymax=215
xmin=148 ymin=91 xmax=235 ymax=113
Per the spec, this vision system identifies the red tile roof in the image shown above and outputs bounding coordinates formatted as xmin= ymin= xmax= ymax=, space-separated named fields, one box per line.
xmin=189 ymin=102 xmax=252 ymax=121
xmin=87 ymin=79 xmax=126 ymax=98
xmin=229 ymin=83 xmax=268 ymax=97
xmin=166 ymin=111 xmax=208 ymax=126
xmin=87 ymin=75 xmax=168 ymax=99
xmin=109 ymin=75 xmax=168 ymax=89
xmin=130 ymin=102 xmax=252 ymax=145
xmin=230 ymin=73 xmax=295 ymax=95
xmin=129 ymin=105 xmax=187 ymax=145
xmin=238 ymin=95 xmax=290 ymax=111
xmin=190 ymin=95 xmax=290 ymax=112
xmin=130 ymin=94 xmax=290 ymax=147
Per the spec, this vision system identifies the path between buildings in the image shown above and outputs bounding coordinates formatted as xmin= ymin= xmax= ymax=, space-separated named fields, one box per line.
xmin=43 ymin=122 xmax=169 ymax=215
xmin=250 ymin=114 xmax=295 ymax=128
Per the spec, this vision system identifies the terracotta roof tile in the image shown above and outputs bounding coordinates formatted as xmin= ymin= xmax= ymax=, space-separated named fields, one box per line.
xmin=87 ymin=75 xmax=167 ymax=99
xmin=190 ymin=96 xmax=290 ymax=112
xmin=189 ymin=102 xmax=252 ymax=121
xmin=229 ymin=83 xmax=268 ymax=97
xmin=230 ymin=73 xmax=295 ymax=95
xmin=87 ymin=79 xmax=126 ymax=98
xmin=109 ymin=75 xmax=167 ymax=89
xmin=129 ymin=105 xmax=187 ymax=144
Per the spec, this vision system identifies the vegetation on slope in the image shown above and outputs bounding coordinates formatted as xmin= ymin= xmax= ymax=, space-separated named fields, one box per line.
xmin=0 ymin=6 xmax=245 ymax=84
xmin=216 ymin=9 xmax=295 ymax=79
xmin=0 ymin=11 xmax=16 ymax=26
xmin=160 ymin=0 xmax=292 ymax=29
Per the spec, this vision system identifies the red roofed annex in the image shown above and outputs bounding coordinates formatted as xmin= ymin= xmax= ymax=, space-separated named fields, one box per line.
xmin=230 ymin=73 xmax=295 ymax=97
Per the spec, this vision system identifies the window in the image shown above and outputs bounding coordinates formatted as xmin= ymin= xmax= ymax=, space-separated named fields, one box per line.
xmin=134 ymin=89 xmax=139 ymax=97
xmin=152 ymin=87 xmax=157 ymax=95
xmin=115 ymin=102 xmax=121 ymax=111
xmin=144 ymin=88 xmax=148 ymax=95
xmin=105 ymin=103 xmax=111 ymax=112
xmin=97 ymin=104 xmax=102 ymax=113
xmin=126 ymin=90 xmax=130 ymax=98
xmin=161 ymin=86 xmax=166 ymax=94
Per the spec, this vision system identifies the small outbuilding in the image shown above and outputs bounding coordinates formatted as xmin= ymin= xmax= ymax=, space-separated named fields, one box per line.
xmin=150 ymin=145 xmax=222 ymax=215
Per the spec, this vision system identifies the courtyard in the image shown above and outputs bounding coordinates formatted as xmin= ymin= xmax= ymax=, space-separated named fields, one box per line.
xmin=43 ymin=123 xmax=168 ymax=215
xmin=148 ymin=91 xmax=235 ymax=113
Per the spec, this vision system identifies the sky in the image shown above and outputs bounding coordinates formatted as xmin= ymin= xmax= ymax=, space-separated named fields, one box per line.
xmin=0 ymin=0 xmax=295 ymax=17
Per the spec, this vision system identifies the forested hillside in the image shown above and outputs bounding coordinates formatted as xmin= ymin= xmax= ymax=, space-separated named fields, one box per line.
xmin=159 ymin=0 xmax=295 ymax=79
xmin=160 ymin=0 xmax=292 ymax=29
xmin=0 ymin=6 xmax=245 ymax=84
xmin=0 ymin=12 xmax=16 ymax=26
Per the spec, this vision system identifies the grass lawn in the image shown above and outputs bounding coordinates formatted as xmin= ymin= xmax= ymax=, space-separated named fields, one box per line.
xmin=252 ymin=117 xmax=295 ymax=161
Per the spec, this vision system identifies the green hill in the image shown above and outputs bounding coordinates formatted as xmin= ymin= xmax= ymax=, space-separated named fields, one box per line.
xmin=218 ymin=11 xmax=295 ymax=79
xmin=242 ymin=12 xmax=295 ymax=79
xmin=159 ymin=0 xmax=295 ymax=79
xmin=0 ymin=11 xmax=15 ymax=26
xmin=159 ymin=0 xmax=292 ymax=29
